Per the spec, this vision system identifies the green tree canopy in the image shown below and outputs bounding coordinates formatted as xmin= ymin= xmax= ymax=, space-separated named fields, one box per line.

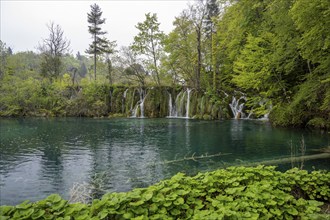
xmin=131 ymin=13 xmax=165 ymax=86
xmin=38 ymin=22 xmax=70 ymax=80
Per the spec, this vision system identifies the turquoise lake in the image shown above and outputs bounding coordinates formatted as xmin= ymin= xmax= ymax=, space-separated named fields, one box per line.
xmin=0 ymin=118 xmax=329 ymax=205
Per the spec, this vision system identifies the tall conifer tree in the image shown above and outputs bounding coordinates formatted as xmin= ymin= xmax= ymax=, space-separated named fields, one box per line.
xmin=86 ymin=3 xmax=108 ymax=80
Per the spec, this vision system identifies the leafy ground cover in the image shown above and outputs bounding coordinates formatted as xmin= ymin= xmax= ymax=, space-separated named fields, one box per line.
xmin=1 ymin=166 xmax=329 ymax=219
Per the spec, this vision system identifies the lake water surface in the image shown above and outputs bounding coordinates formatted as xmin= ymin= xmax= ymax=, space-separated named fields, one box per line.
xmin=0 ymin=118 xmax=329 ymax=205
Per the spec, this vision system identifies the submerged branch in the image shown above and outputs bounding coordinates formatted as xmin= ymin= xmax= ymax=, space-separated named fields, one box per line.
xmin=155 ymin=152 xmax=232 ymax=165
xmin=240 ymin=153 xmax=330 ymax=167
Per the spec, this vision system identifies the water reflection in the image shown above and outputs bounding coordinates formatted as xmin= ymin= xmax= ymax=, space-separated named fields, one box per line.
xmin=230 ymin=120 xmax=244 ymax=141
xmin=0 ymin=118 xmax=329 ymax=205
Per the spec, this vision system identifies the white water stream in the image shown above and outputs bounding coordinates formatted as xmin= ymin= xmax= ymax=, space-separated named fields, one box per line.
xmin=131 ymin=88 xmax=148 ymax=118
xmin=168 ymin=88 xmax=192 ymax=118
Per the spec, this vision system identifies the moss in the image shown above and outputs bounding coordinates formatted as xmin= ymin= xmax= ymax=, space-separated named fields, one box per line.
xmin=202 ymin=114 xmax=212 ymax=120
xmin=211 ymin=104 xmax=219 ymax=119
xmin=109 ymin=87 xmax=126 ymax=113
xmin=192 ymin=114 xmax=202 ymax=119
xmin=108 ymin=113 xmax=126 ymax=118
xmin=307 ymin=118 xmax=330 ymax=129
xmin=144 ymin=87 xmax=169 ymax=118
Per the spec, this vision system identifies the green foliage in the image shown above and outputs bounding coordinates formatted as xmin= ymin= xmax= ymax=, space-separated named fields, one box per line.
xmin=162 ymin=15 xmax=196 ymax=87
xmin=307 ymin=118 xmax=329 ymax=129
xmin=0 ymin=71 xmax=45 ymax=116
xmin=39 ymin=22 xmax=70 ymax=80
xmin=65 ymin=80 xmax=110 ymax=117
xmin=209 ymin=0 xmax=329 ymax=127
xmin=270 ymin=73 xmax=330 ymax=128
xmin=1 ymin=166 xmax=329 ymax=219
xmin=290 ymin=0 xmax=330 ymax=74
xmin=233 ymin=33 xmax=274 ymax=92
xmin=131 ymin=13 xmax=165 ymax=86
xmin=0 ymin=40 xmax=10 ymax=79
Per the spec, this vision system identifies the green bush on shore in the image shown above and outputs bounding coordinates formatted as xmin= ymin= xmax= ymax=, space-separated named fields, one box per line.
xmin=1 ymin=166 xmax=329 ymax=220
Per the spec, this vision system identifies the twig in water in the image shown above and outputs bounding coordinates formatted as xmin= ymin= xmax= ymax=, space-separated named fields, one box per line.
xmin=155 ymin=152 xmax=231 ymax=165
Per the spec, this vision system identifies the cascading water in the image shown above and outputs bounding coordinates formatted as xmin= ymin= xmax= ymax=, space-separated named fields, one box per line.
xmin=259 ymin=103 xmax=272 ymax=121
xmin=176 ymin=91 xmax=186 ymax=117
xmin=168 ymin=92 xmax=175 ymax=117
xmin=185 ymin=88 xmax=192 ymax=118
xmin=167 ymin=89 xmax=192 ymax=118
xmin=130 ymin=89 xmax=135 ymax=113
xmin=229 ymin=96 xmax=247 ymax=119
xmin=131 ymin=88 xmax=148 ymax=118
xmin=123 ymin=89 xmax=128 ymax=99
xmin=122 ymin=89 xmax=128 ymax=113
xmin=229 ymin=96 xmax=272 ymax=120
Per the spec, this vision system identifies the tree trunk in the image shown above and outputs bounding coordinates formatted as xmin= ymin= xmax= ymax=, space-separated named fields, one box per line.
xmin=94 ymin=54 xmax=96 ymax=81
xmin=151 ymin=40 xmax=161 ymax=86
xmin=94 ymin=34 xmax=97 ymax=81
xmin=196 ymin=27 xmax=202 ymax=90
xmin=153 ymin=56 xmax=160 ymax=86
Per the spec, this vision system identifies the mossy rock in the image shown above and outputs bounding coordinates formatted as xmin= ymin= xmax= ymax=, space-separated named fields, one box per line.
xmin=192 ymin=115 xmax=202 ymax=120
xmin=144 ymin=87 xmax=169 ymax=118
xmin=202 ymin=114 xmax=212 ymax=120
xmin=108 ymin=113 xmax=126 ymax=118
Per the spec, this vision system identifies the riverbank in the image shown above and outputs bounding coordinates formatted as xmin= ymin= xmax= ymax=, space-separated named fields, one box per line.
xmin=1 ymin=166 xmax=329 ymax=219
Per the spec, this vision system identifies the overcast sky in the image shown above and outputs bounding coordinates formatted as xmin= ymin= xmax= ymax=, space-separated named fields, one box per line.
xmin=1 ymin=0 xmax=192 ymax=55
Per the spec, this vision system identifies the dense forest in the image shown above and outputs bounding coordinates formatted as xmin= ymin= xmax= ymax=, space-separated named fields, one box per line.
xmin=0 ymin=0 xmax=329 ymax=129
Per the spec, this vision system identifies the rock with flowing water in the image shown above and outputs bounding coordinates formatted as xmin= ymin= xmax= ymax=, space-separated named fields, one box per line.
xmin=122 ymin=89 xmax=129 ymax=113
xmin=104 ymin=86 xmax=229 ymax=119
xmin=185 ymin=88 xmax=192 ymax=118
xmin=259 ymin=103 xmax=272 ymax=121
xmin=167 ymin=88 xmax=192 ymax=118
xmin=229 ymin=96 xmax=247 ymax=119
xmin=168 ymin=92 xmax=175 ymax=117
xmin=131 ymin=88 xmax=148 ymax=118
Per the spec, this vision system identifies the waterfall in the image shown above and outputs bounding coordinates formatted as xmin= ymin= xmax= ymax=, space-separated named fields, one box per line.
xmin=176 ymin=91 xmax=186 ymax=117
xmin=132 ymin=105 xmax=139 ymax=118
xmin=185 ymin=88 xmax=192 ymax=118
xmin=259 ymin=103 xmax=272 ymax=120
xmin=260 ymin=112 xmax=270 ymax=120
xmin=131 ymin=88 xmax=147 ymax=118
xmin=167 ymin=88 xmax=192 ymax=118
xmin=123 ymin=89 xmax=128 ymax=99
xmin=229 ymin=97 xmax=272 ymax=120
xmin=122 ymin=89 xmax=128 ymax=113
xmin=229 ymin=96 xmax=247 ymax=119
xmin=168 ymin=92 xmax=175 ymax=117
xmin=130 ymin=89 xmax=135 ymax=113
xmin=139 ymin=89 xmax=146 ymax=118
